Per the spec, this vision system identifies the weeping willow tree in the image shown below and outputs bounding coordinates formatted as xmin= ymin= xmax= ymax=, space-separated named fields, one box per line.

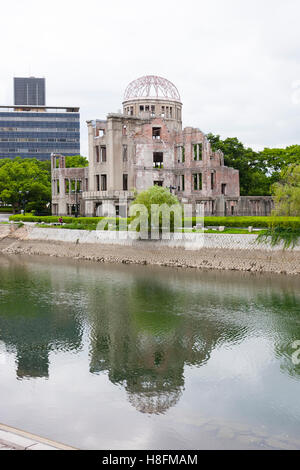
xmin=272 ymin=165 xmax=300 ymax=217
xmin=257 ymin=165 xmax=300 ymax=249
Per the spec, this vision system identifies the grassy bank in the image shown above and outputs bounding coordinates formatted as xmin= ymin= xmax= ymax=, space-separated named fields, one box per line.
xmin=10 ymin=214 xmax=300 ymax=229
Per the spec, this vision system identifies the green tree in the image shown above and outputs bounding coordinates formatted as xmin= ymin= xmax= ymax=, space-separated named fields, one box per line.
xmin=272 ymin=165 xmax=300 ymax=216
xmin=0 ymin=157 xmax=51 ymax=213
xmin=65 ymin=155 xmax=89 ymax=168
xmin=207 ymin=133 xmax=271 ymax=196
xmin=131 ymin=186 xmax=180 ymax=232
xmin=131 ymin=185 xmax=179 ymax=214
xmin=258 ymin=145 xmax=300 ymax=173
xmin=38 ymin=155 xmax=88 ymax=175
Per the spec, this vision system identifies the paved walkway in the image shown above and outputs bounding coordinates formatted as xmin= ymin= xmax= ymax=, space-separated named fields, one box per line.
xmin=0 ymin=423 xmax=75 ymax=450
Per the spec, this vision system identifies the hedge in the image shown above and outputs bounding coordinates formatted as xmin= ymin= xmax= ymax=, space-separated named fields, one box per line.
xmin=185 ymin=216 xmax=300 ymax=229
xmin=9 ymin=214 xmax=133 ymax=226
xmin=9 ymin=214 xmax=300 ymax=230
xmin=0 ymin=206 xmax=13 ymax=213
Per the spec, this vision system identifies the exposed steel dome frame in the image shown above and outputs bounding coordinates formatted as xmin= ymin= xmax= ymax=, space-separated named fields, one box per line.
xmin=124 ymin=75 xmax=181 ymax=102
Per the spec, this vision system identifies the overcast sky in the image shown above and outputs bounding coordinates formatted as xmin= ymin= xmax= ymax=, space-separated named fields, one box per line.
xmin=1 ymin=0 xmax=300 ymax=157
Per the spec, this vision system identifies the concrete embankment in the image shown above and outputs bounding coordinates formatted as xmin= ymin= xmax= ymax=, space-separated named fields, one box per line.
xmin=0 ymin=224 xmax=299 ymax=275
xmin=0 ymin=423 xmax=75 ymax=450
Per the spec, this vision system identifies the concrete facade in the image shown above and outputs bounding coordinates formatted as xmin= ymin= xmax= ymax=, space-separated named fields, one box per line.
xmin=51 ymin=75 xmax=273 ymax=217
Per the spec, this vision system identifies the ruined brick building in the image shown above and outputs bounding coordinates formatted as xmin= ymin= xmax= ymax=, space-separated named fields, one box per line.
xmin=51 ymin=75 xmax=273 ymax=217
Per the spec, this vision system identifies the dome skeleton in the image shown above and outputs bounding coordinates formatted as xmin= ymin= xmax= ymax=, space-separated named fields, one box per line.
xmin=124 ymin=75 xmax=181 ymax=101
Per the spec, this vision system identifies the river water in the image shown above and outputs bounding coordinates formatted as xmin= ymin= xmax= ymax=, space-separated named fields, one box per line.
xmin=0 ymin=254 xmax=299 ymax=450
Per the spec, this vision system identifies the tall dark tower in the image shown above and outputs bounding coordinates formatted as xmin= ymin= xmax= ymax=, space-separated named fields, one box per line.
xmin=14 ymin=77 xmax=46 ymax=106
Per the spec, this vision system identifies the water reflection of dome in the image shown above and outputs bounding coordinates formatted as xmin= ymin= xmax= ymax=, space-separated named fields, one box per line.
xmin=122 ymin=371 xmax=184 ymax=415
xmin=128 ymin=389 xmax=181 ymax=415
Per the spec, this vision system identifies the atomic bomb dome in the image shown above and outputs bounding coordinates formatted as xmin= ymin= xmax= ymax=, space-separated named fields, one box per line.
xmin=123 ymin=75 xmax=183 ymax=125
xmin=124 ymin=75 xmax=181 ymax=102
xmin=52 ymin=76 xmax=273 ymax=221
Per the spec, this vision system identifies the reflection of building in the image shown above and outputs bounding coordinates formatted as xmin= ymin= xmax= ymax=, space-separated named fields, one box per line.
xmin=52 ymin=74 xmax=273 ymax=217
xmin=0 ymin=77 xmax=80 ymax=161
xmin=0 ymin=293 xmax=83 ymax=380
xmin=16 ymin=349 xmax=50 ymax=379
xmin=88 ymin=276 xmax=242 ymax=415
xmin=90 ymin=329 xmax=185 ymax=414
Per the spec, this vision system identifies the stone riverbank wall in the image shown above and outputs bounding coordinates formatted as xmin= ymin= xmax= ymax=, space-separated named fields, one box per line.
xmin=0 ymin=225 xmax=299 ymax=275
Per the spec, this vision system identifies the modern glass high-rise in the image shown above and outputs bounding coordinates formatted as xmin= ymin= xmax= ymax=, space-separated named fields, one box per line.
xmin=14 ymin=77 xmax=46 ymax=106
xmin=0 ymin=78 xmax=80 ymax=160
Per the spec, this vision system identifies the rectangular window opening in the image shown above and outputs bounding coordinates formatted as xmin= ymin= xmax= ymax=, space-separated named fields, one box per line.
xmin=101 ymin=174 xmax=107 ymax=191
xmin=96 ymin=146 xmax=100 ymax=163
xmin=153 ymin=152 xmax=163 ymax=169
xmin=123 ymin=174 xmax=128 ymax=191
xmin=100 ymin=146 xmax=106 ymax=162
xmin=193 ymin=173 xmax=202 ymax=191
xmin=194 ymin=144 xmax=197 ymax=160
xmin=123 ymin=144 xmax=128 ymax=162
xmin=198 ymin=143 xmax=203 ymax=160
xmin=193 ymin=174 xmax=198 ymax=191
xmin=194 ymin=143 xmax=203 ymax=160
xmin=152 ymin=127 xmax=161 ymax=140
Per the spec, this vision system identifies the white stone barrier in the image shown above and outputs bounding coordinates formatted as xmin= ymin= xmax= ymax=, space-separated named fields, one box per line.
xmin=26 ymin=227 xmax=300 ymax=251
